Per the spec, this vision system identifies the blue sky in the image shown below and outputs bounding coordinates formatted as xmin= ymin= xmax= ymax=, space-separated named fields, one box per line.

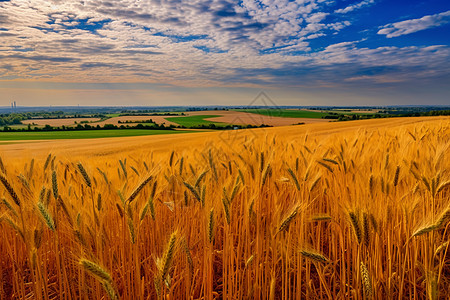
xmin=0 ymin=0 xmax=449 ymax=106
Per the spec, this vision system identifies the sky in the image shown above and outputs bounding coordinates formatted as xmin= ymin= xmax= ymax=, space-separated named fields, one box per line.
xmin=0 ymin=0 xmax=449 ymax=106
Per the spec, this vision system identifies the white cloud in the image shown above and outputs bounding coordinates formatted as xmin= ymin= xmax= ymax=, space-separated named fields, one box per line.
xmin=0 ymin=0 xmax=348 ymax=83
xmin=335 ymin=0 xmax=374 ymax=14
xmin=0 ymin=0 xmax=448 ymax=91
xmin=378 ymin=10 xmax=450 ymax=38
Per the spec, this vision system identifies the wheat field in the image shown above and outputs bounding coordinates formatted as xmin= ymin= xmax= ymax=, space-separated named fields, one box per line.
xmin=0 ymin=117 xmax=449 ymax=299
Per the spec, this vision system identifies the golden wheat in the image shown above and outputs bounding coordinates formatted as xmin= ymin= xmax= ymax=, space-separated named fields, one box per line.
xmin=0 ymin=117 xmax=448 ymax=299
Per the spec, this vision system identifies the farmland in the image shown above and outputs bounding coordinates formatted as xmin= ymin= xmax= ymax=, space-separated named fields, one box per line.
xmin=0 ymin=116 xmax=449 ymax=299
xmin=236 ymin=108 xmax=328 ymax=118
xmin=92 ymin=116 xmax=178 ymax=127
xmin=187 ymin=110 xmax=329 ymax=126
xmin=0 ymin=129 xmax=186 ymax=141
xmin=16 ymin=110 xmax=328 ymax=129
xmin=22 ymin=118 xmax=102 ymax=127
xmin=165 ymin=115 xmax=225 ymax=127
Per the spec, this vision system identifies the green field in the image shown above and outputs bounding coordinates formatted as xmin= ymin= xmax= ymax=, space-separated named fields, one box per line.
xmin=105 ymin=113 xmax=121 ymax=117
xmin=237 ymin=109 xmax=328 ymax=119
xmin=165 ymin=115 xmax=225 ymax=127
xmin=0 ymin=129 xmax=185 ymax=141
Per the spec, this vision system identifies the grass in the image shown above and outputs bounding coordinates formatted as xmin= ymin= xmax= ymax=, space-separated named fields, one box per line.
xmin=0 ymin=129 xmax=185 ymax=141
xmin=165 ymin=115 xmax=225 ymax=127
xmin=237 ymin=109 xmax=328 ymax=118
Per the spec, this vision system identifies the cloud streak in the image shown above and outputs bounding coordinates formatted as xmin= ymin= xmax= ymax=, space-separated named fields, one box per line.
xmin=378 ymin=10 xmax=450 ymax=38
xmin=335 ymin=0 xmax=375 ymax=14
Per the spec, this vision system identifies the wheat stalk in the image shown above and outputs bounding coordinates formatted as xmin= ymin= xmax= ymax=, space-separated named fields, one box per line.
xmin=435 ymin=208 xmax=450 ymax=229
xmin=2 ymin=198 xmax=18 ymax=217
xmin=412 ymin=224 xmax=436 ymax=237
xmin=183 ymin=182 xmax=201 ymax=202
xmin=115 ymin=203 xmax=124 ymax=218
xmin=222 ymin=196 xmax=230 ymax=225
xmin=130 ymin=165 xmax=140 ymax=176
xmin=127 ymin=174 xmax=153 ymax=203
xmin=0 ymin=216 xmax=24 ymax=240
xmin=393 ymin=165 xmax=400 ymax=187
xmin=245 ymin=254 xmax=254 ymax=268
xmin=323 ymin=158 xmax=339 ymax=165
xmin=154 ymin=275 xmax=162 ymax=299
xmin=309 ymin=176 xmax=321 ymax=192
xmin=434 ymin=241 xmax=449 ymax=257
xmin=127 ymin=217 xmax=135 ymax=244
xmin=161 ymin=231 xmax=178 ymax=281
xmin=287 ymin=168 xmax=300 ymax=191
xmin=0 ymin=157 xmax=5 ymax=175
xmin=360 ymin=262 xmax=373 ymax=299
xmin=369 ymin=175 xmax=374 ymax=197
xmin=18 ymin=174 xmax=31 ymax=193
xmin=102 ymin=281 xmax=118 ymax=300
xmin=363 ymin=212 xmax=370 ymax=247
xmin=269 ymin=275 xmax=276 ymax=300
xmin=79 ymin=259 xmax=113 ymax=283
xmin=97 ymin=167 xmax=109 ymax=184
xmin=436 ymin=181 xmax=450 ymax=194
xmin=317 ymin=161 xmax=334 ymax=173
xmin=260 ymin=152 xmax=265 ymax=172
xmin=119 ymin=159 xmax=127 ymax=178
xmin=139 ymin=203 xmax=149 ymax=221
xmin=37 ymin=201 xmax=55 ymax=231
xmin=74 ymin=229 xmax=86 ymax=247
xmin=34 ymin=228 xmax=43 ymax=249
xmin=169 ymin=150 xmax=175 ymax=167
xmin=300 ymin=249 xmax=329 ymax=264
xmin=349 ymin=211 xmax=362 ymax=243
xmin=230 ymin=181 xmax=240 ymax=203
xmin=261 ymin=164 xmax=271 ymax=186
xmin=208 ymin=208 xmax=214 ymax=243
xmin=276 ymin=205 xmax=299 ymax=235
xmin=77 ymin=162 xmax=91 ymax=187
xmin=181 ymin=237 xmax=194 ymax=279
xmin=0 ymin=173 xmax=20 ymax=207
xmin=97 ymin=193 xmax=102 ymax=211
xmin=57 ymin=196 xmax=73 ymax=226
xmin=52 ymin=170 xmax=58 ymax=199
xmin=369 ymin=213 xmax=378 ymax=233
xmin=195 ymin=170 xmax=209 ymax=187
xmin=311 ymin=214 xmax=332 ymax=221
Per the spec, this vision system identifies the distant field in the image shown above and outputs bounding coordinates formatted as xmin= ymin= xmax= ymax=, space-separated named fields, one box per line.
xmin=105 ymin=113 xmax=121 ymax=117
xmin=165 ymin=115 xmax=225 ymax=127
xmin=237 ymin=109 xmax=328 ymax=119
xmin=188 ymin=110 xmax=329 ymax=126
xmin=22 ymin=118 xmax=101 ymax=127
xmin=327 ymin=110 xmax=376 ymax=115
xmin=93 ymin=116 xmax=178 ymax=126
xmin=34 ymin=111 xmax=330 ymax=128
xmin=333 ymin=109 xmax=381 ymax=114
xmin=0 ymin=129 xmax=184 ymax=141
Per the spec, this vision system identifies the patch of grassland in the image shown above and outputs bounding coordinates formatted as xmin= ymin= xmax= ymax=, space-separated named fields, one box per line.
xmin=165 ymin=115 xmax=225 ymax=127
